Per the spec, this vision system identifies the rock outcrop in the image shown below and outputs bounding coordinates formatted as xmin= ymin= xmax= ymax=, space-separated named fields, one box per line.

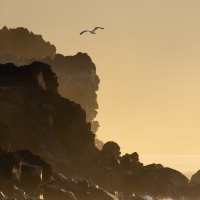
xmin=0 ymin=62 xmax=96 ymax=159
xmin=0 ymin=27 xmax=100 ymax=134
xmin=0 ymin=149 xmax=120 ymax=200
xmin=0 ymin=26 xmax=199 ymax=199
xmin=0 ymin=61 xmax=192 ymax=198
xmin=41 ymin=53 xmax=100 ymax=125
xmin=0 ymin=26 xmax=56 ymax=60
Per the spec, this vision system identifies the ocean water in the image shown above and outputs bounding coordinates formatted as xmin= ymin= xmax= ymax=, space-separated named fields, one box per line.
xmin=140 ymin=155 xmax=200 ymax=179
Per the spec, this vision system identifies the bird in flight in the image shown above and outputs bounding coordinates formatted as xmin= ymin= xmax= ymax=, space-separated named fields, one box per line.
xmin=80 ymin=27 xmax=104 ymax=35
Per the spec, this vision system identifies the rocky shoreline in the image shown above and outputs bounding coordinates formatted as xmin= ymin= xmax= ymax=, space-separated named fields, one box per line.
xmin=0 ymin=61 xmax=199 ymax=200
xmin=0 ymin=27 xmax=199 ymax=200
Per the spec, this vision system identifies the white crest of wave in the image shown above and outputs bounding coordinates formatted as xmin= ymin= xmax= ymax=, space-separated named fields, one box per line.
xmin=143 ymin=195 xmax=154 ymax=200
xmin=141 ymin=195 xmax=185 ymax=200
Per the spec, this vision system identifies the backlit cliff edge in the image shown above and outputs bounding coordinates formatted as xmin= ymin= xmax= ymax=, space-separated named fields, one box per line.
xmin=0 ymin=26 xmax=199 ymax=200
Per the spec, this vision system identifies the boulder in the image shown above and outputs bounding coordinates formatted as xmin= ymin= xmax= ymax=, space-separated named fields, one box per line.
xmin=0 ymin=26 xmax=56 ymax=60
xmin=0 ymin=179 xmax=15 ymax=196
xmin=130 ymin=152 xmax=139 ymax=163
xmin=120 ymin=155 xmax=132 ymax=169
xmin=14 ymin=149 xmax=52 ymax=183
xmin=102 ymin=142 xmax=121 ymax=157
xmin=98 ymin=151 xmax=120 ymax=166
xmin=20 ymin=164 xmax=42 ymax=192
xmin=0 ymin=27 xmax=100 ymax=148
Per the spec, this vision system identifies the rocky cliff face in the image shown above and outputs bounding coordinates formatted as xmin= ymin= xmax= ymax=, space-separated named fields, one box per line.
xmin=0 ymin=58 xmax=194 ymax=200
xmin=0 ymin=26 xmax=100 ymax=134
xmin=41 ymin=53 xmax=100 ymax=124
xmin=1 ymin=26 xmax=199 ymax=199
xmin=0 ymin=62 xmax=96 ymax=159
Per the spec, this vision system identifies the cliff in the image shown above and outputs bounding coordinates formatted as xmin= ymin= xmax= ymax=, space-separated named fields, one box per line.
xmin=0 ymin=62 xmax=97 ymax=159
xmin=0 ymin=27 xmax=100 ymax=134
xmin=41 ymin=53 xmax=100 ymax=124
xmin=0 ymin=26 xmax=56 ymax=60
xmin=0 ymin=26 xmax=199 ymax=199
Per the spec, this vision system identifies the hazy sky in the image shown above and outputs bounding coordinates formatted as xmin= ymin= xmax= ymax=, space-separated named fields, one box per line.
xmin=1 ymin=0 xmax=200 ymax=158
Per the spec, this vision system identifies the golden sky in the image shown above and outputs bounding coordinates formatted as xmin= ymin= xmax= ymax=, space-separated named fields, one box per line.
xmin=1 ymin=0 xmax=200 ymax=158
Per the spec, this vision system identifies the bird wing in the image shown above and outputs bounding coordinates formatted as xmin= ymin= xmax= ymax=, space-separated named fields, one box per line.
xmin=93 ymin=27 xmax=104 ymax=31
xmin=80 ymin=30 xmax=89 ymax=35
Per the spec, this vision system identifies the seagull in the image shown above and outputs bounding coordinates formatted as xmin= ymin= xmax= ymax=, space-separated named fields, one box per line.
xmin=80 ymin=27 xmax=104 ymax=35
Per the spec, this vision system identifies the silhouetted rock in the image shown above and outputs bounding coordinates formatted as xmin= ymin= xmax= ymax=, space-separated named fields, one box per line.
xmin=191 ymin=170 xmax=200 ymax=182
xmin=102 ymin=141 xmax=121 ymax=157
xmin=0 ymin=62 xmax=97 ymax=160
xmin=180 ymin=181 xmax=200 ymax=200
xmin=0 ymin=27 xmax=100 ymax=135
xmin=130 ymin=152 xmax=139 ymax=163
xmin=20 ymin=164 xmax=42 ymax=192
xmin=14 ymin=149 xmax=52 ymax=184
xmin=0 ymin=26 xmax=198 ymax=200
xmin=42 ymin=53 xmax=100 ymax=133
xmin=0 ymin=59 xmax=192 ymax=199
xmin=0 ymin=121 xmax=10 ymax=152
xmin=120 ymin=155 xmax=132 ymax=170
xmin=43 ymin=185 xmax=77 ymax=200
xmin=0 ymin=179 xmax=15 ymax=196
xmin=98 ymin=150 xmax=120 ymax=166
xmin=0 ymin=27 xmax=56 ymax=59
xmin=130 ymin=196 xmax=146 ymax=200
xmin=89 ymin=185 xmax=119 ymax=200
xmin=0 ymin=152 xmax=21 ymax=182
xmin=131 ymin=167 xmax=188 ymax=198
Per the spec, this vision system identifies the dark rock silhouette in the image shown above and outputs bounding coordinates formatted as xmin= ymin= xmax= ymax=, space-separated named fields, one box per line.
xmin=0 ymin=62 xmax=97 ymax=160
xmin=0 ymin=149 xmax=119 ymax=200
xmin=0 ymin=26 xmax=56 ymax=60
xmin=102 ymin=141 xmax=121 ymax=158
xmin=41 ymin=53 xmax=100 ymax=124
xmin=0 ymin=26 xmax=199 ymax=199
xmin=191 ymin=170 xmax=200 ymax=182
xmin=0 ymin=121 xmax=10 ymax=152
xmin=0 ymin=54 xmax=193 ymax=200
xmin=14 ymin=149 xmax=52 ymax=184
xmin=0 ymin=146 xmax=192 ymax=200
xmin=0 ymin=60 xmax=198 ymax=199
xmin=0 ymin=151 xmax=21 ymax=182
xmin=131 ymin=165 xmax=188 ymax=198
xmin=0 ymin=26 xmax=101 ymax=137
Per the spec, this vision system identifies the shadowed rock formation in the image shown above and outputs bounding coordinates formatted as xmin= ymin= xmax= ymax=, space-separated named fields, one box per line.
xmin=191 ymin=170 xmax=200 ymax=182
xmin=0 ymin=26 xmax=56 ymax=60
xmin=95 ymin=137 xmax=104 ymax=150
xmin=102 ymin=141 xmax=121 ymax=157
xmin=41 ymin=53 xmax=100 ymax=124
xmin=0 ymin=27 xmax=100 ymax=134
xmin=0 ymin=62 xmax=192 ymax=199
xmin=0 ymin=27 xmax=198 ymax=199
xmin=0 ymin=121 xmax=10 ymax=152
xmin=0 ymin=149 xmax=120 ymax=200
xmin=0 ymin=62 xmax=97 ymax=159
